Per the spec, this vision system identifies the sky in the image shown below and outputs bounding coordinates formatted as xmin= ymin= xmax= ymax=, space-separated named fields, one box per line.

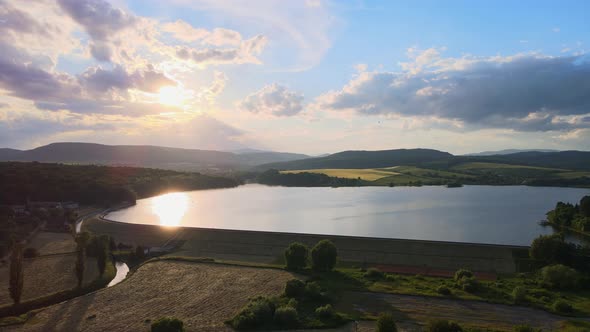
xmin=0 ymin=0 xmax=589 ymax=155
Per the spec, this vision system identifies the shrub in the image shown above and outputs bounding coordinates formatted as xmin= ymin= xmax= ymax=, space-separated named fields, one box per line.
xmin=311 ymin=240 xmax=337 ymax=271
xmin=529 ymin=234 xmax=574 ymax=265
xmin=553 ymin=300 xmax=573 ymax=314
xmin=427 ymin=319 xmax=463 ymax=332
xmin=457 ymin=277 xmax=478 ymax=293
xmin=274 ymin=306 xmax=299 ymax=328
xmin=541 ymin=264 xmax=579 ymax=289
xmin=23 ymin=248 xmax=39 ymax=258
xmin=436 ymin=286 xmax=451 ymax=296
xmin=287 ymin=298 xmax=298 ymax=308
xmin=364 ymin=268 xmax=385 ymax=279
xmin=512 ymin=286 xmax=527 ymax=303
xmin=513 ymin=325 xmax=535 ymax=332
xmin=151 ymin=317 xmax=184 ymax=332
xmin=284 ymin=242 xmax=309 ymax=270
xmin=285 ymin=279 xmax=306 ymax=298
xmin=315 ymin=304 xmax=335 ymax=319
xmin=230 ymin=296 xmax=275 ymax=330
xmin=376 ymin=313 xmax=397 ymax=332
xmin=304 ymin=281 xmax=323 ymax=300
xmin=454 ymin=269 xmax=473 ymax=281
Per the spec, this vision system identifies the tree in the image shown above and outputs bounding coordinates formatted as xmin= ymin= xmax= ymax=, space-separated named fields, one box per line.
xmin=284 ymin=242 xmax=309 ymax=270
xmin=311 ymin=240 xmax=337 ymax=271
xmin=151 ymin=317 xmax=184 ymax=332
xmin=581 ymin=196 xmax=590 ymax=217
xmin=96 ymin=235 xmax=110 ymax=277
xmin=75 ymin=232 xmax=90 ymax=287
xmin=529 ymin=234 xmax=575 ymax=266
xmin=9 ymin=241 xmax=24 ymax=305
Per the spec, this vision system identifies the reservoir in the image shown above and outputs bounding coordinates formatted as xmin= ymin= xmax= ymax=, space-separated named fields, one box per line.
xmin=105 ymin=184 xmax=589 ymax=246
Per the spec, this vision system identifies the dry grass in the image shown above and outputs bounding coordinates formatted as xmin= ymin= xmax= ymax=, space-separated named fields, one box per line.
xmin=282 ymin=168 xmax=398 ymax=181
xmin=0 ymin=254 xmax=99 ymax=307
xmin=27 ymin=232 xmax=76 ymax=255
xmin=8 ymin=261 xmax=296 ymax=332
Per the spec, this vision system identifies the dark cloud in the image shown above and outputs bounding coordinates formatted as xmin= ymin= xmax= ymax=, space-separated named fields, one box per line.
xmin=90 ymin=42 xmax=113 ymax=62
xmin=57 ymin=0 xmax=136 ymax=41
xmin=318 ymin=53 xmax=590 ymax=131
xmin=80 ymin=65 xmax=175 ymax=94
xmin=176 ymin=47 xmax=240 ymax=64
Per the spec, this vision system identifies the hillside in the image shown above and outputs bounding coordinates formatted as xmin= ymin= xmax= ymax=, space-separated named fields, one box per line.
xmin=257 ymin=148 xmax=453 ymax=170
xmin=0 ymin=143 xmax=309 ymax=172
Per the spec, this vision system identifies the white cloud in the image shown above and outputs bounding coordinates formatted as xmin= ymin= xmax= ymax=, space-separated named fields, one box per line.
xmin=238 ymin=84 xmax=304 ymax=116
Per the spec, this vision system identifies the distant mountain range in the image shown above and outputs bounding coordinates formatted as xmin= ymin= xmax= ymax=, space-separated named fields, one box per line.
xmin=1 ymin=143 xmax=589 ymax=173
xmin=464 ymin=149 xmax=559 ymax=156
xmin=0 ymin=143 xmax=309 ymax=172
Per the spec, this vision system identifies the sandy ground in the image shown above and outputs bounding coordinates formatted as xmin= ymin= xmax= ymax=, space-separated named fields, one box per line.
xmin=0 ymin=254 xmax=99 ymax=307
xmin=7 ymin=261 xmax=295 ymax=332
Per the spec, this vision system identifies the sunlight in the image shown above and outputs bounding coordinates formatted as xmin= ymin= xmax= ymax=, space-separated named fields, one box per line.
xmin=151 ymin=192 xmax=189 ymax=227
xmin=158 ymin=86 xmax=185 ymax=106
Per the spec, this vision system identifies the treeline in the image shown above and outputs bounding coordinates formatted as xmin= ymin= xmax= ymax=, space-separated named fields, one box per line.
xmin=546 ymin=196 xmax=590 ymax=233
xmin=0 ymin=162 xmax=240 ymax=206
xmin=257 ymin=169 xmax=365 ymax=187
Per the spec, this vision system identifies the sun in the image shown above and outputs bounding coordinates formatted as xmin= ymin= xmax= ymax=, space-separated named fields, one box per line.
xmin=158 ymin=86 xmax=184 ymax=106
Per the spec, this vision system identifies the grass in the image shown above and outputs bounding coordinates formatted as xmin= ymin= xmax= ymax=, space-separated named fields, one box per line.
xmin=327 ymin=267 xmax=590 ymax=318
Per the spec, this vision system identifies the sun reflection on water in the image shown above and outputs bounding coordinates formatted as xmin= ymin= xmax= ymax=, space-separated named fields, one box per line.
xmin=151 ymin=192 xmax=189 ymax=227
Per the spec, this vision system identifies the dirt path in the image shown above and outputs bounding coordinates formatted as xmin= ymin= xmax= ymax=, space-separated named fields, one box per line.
xmin=339 ymin=291 xmax=568 ymax=331
xmin=6 ymin=261 xmax=295 ymax=332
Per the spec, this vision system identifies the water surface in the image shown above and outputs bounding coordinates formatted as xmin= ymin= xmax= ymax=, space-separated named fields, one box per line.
xmin=106 ymin=185 xmax=589 ymax=246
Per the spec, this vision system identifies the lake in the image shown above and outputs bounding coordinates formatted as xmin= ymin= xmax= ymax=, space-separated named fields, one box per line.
xmin=105 ymin=184 xmax=589 ymax=246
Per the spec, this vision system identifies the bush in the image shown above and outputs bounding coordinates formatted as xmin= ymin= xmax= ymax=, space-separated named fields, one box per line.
xmin=151 ymin=317 xmax=184 ymax=332
xmin=427 ymin=319 xmax=463 ymax=332
xmin=311 ymin=240 xmax=337 ymax=271
xmin=529 ymin=234 xmax=574 ymax=266
xmin=304 ymin=281 xmax=323 ymax=300
xmin=553 ymin=300 xmax=573 ymax=314
xmin=287 ymin=298 xmax=298 ymax=308
xmin=454 ymin=269 xmax=473 ymax=281
xmin=315 ymin=304 xmax=335 ymax=319
xmin=364 ymin=268 xmax=385 ymax=279
xmin=457 ymin=277 xmax=478 ymax=293
xmin=23 ymin=248 xmax=39 ymax=258
xmin=514 ymin=325 xmax=535 ymax=332
xmin=274 ymin=306 xmax=299 ymax=328
xmin=284 ymin=242 xmax=309 ymax=270
xmin=285 ymin=279 xmax=306 ymax=298
xmin=376 ymin=313 xmax=397 ymax=332
xmin=541 ymin=264 xmax=579 ymax=289
xmin=230 ymin=296 xmax=275 ymax=330
xmin=512 ymin=286 xmax=527 ymax=303
xmin=436 ymin=286 xmax=451 ymax=296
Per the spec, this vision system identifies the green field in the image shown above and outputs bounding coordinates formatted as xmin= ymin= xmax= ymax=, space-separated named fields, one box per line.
xmin=280 ymin=162 xmax=590 ymax=187
xmin=282 ymin=166 xmax=473 ymax=186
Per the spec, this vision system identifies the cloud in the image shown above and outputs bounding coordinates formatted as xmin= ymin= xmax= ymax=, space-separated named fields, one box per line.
xmin=239 ymin=84 xmax=304 ymax=116
xmin=315 ymin=49 xmax=590 ymax=132
xmin=57 ymin=0 xmax=136 ymax=41
xmin=162 ymin=20 xmax=210 ymax=42
xmin=175 ymin=35 xmax=267 ymax=66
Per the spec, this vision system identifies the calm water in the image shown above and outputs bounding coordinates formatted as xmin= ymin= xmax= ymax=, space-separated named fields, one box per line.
xmin=106 ymin=184 xmax=589 ymax=246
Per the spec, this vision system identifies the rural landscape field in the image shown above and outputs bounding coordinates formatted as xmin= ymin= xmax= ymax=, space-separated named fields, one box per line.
xmin=2 ymin=0 xmax=590 ymax=331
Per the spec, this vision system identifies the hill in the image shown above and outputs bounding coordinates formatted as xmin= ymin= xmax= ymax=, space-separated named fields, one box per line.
xmin=0 ymin=143 xmax=309 ymax=172
xmin=257 ymin=148 xmax=453 ymax=170
xmin=465 ymin=149 xmax=558 ymax=156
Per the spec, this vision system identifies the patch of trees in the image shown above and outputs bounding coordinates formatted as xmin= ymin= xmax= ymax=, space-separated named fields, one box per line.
xmin=284 ymin=240 xmax=338 ymax=271
xmin=257 ymin=169 xmax=365 ymax=187
xmin=0 ymin=162 xmax=240 ymax=206
xmin=545 ymin=196 xmax=590 ymax=232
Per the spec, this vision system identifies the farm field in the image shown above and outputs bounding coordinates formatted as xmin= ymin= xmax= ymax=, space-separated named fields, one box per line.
xmin=282 ymin=168 xmax=399 ymax=181
xmin=0 ymin=253 xmax=99 ymax=307
xmin=6 ymin=261 xmax=296 ymax=332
